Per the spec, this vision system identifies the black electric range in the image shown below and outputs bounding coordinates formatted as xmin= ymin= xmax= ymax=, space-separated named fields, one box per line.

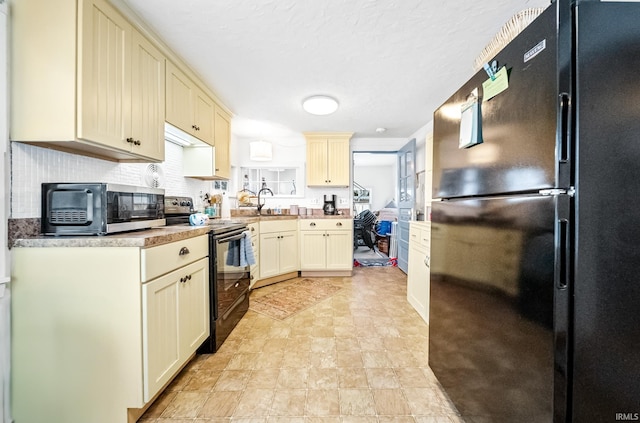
xmin=165 ymin=196 xmax=250 ymax=353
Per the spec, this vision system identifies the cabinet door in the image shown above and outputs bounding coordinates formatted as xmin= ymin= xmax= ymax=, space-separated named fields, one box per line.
xmin=131 ymin=29 xmax=165 ymax=161
xmin=326 ymin=138 xmax=350 ymax=186
xmin=259 ymin=233 xmax=280 ymax=279
xmin=299 ymin=231 xmax=327 ymax=270
xmin=178 ymin=258 xmax=209 ymax=358
xmin=78 ymin=0 xmax=131 ymax=150
xmin=194 ymin=87 xmax=215 ymax=144
xmin=407 ymin=245 xmax=429 ymax=324
xmin=214 ymin=107 xmax=231 ymax=179
xmin=306 ymin=139 xmax=328 ymax=185
xmin=142 ymin=270 xmax=180 ymax=402
xmin=278 ymin=231 xmax=299 ymax=274
xmin=325 ymin=230 xmax=353 ymax=270
xmin=166 ymin=61 xmax=194 ymax=134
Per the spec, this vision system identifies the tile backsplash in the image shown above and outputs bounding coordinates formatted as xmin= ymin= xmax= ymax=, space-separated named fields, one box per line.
xmin=10 ymin=141 xmax=211 ymax=219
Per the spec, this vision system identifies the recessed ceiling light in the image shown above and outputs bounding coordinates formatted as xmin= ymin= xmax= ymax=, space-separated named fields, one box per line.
xmin=376 ymin=127 xmax=387 ymax=133
xmin=302 ymin=95 xmax=339 ymax=115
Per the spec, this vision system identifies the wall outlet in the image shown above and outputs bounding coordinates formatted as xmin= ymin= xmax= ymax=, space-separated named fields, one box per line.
xmin=339 ymin=198 xmax=348 ymax=205
xmin=310 ymin=198 xmax=319 ymax=205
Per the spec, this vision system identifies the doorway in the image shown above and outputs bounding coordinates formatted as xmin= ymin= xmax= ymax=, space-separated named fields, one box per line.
xmin=352 ymin=152 xmax=398 ymax=266
xmin=351 ymin=139 xmax=416 ymax=270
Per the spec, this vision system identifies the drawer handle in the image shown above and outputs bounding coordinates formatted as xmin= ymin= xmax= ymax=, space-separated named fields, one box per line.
xmin=251 ymin=227 xmax=255 ymax=232
xmin=310 ymin=222 xmax=316 ymax=227
xmin=179 ymin=247 xmax=190 ymax=256
xmin=424 ymin=256 xmax=430 ymax=268
xmin=235 ymin=282 xmax=240 ymax=288
xmin=336 ymin=222 xmax=342 ymax=227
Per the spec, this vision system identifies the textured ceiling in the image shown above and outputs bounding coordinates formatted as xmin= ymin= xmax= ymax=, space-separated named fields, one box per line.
xmin=122 ymin=0 xmax=551 ymax=139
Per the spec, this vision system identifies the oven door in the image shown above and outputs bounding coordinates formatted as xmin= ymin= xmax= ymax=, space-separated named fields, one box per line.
xmin=213 ymin=229 xmax=251 ymax=320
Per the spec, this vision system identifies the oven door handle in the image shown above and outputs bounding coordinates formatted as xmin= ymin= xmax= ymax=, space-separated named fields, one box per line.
xmin=216 ymin=232 xmax=246 ymax=243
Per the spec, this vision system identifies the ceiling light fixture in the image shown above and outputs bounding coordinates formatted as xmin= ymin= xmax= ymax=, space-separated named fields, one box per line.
xmin=249 ymin=140 xmax=273 ymax=161
xmin=302 ymin=95 xmax=339 ymax=115
xmin=375 ymin=127 xmax=387 ymax=133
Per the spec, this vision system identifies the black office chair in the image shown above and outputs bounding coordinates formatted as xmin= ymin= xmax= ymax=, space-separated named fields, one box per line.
xmin=353 ymin=209 xmax=377 ymax=250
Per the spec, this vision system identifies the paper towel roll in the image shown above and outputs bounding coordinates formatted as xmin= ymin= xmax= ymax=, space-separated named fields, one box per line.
xmin=221 ymin=191 xmax=231 ymax=218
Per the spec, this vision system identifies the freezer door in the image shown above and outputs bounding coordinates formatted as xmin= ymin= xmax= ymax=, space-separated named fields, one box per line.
xmin=429 ymin=195 xmax=559 ymax=422
xmin=432 ymin=5 xmax=559 ymax=199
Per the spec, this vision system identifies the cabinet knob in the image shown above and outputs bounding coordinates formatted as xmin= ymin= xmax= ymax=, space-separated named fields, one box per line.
xmin=310 ymin=222 xmax=316 ymax=227
xmin=424 ymin=256 xmax=430 ymax=268
xmin=336 ymin=222 xmax=342 ymax=227
xmin=179 ymin=247 xmax=190 ymax=256
xmin=126 ymin=137 xmax=134 ymax=144
xmin=251 ymin=227 xmax=255 ymax=232
xmin=134 ymin=139 xmax=141 ymax=146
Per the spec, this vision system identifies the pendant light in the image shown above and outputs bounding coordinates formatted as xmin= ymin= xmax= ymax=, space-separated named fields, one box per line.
xmin=249 ymin=140 xmax=272 ymax=161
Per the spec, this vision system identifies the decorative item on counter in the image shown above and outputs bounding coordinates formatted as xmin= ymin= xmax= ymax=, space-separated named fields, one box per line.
xmin=290 ymin=205 xmax=298 ymax=215
xmin=307 ymin=208 xmax=313 ymax=216
xmin=189 ymin=213 xmax=209 ymax=226
xmin=298 ymin=206 xmax=306 ymax=216
xmin=237 ymin=190 xmax=258 ymax=207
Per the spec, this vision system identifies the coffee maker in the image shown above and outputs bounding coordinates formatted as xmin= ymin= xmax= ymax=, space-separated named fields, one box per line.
xmin=323 ymin=194 xmax=337 ymax=215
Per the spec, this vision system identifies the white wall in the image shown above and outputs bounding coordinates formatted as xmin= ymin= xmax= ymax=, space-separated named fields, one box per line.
xmin=10 ymin=141 xmax=212 ymax=218
xmin=353 ymin=163 xmax=396 ymax=211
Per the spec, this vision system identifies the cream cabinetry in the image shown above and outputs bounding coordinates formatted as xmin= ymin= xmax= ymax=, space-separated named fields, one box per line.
xmin=254 ymin=219 xmax=298 ymax=288
xmin=166 ymin=60 xmax=215 ymax=145
xmin=11 ymin=235 xmax=209 ymax=423
xmin=247 ymin=222 xmax=260 ymax=288
xmin=407 ymin=222 xmax=431 ymax=323
xmin=304 ymin=132 xmax=353 ymax=186
xmin=299 ymin=219 xmax=353 ymax=275
xmin=213 ymin=106 xmax=232 ymax=179
xmin=11 ymin=0 xmax=165 ymax=162
xmin=141 ymin=236 xmax=209 ymax=402
xmin=180 ymin=92 xmax=232 ymax=179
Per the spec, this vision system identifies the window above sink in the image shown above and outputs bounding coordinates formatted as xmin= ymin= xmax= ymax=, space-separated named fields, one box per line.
xmin=237 ymin=167 xmax=304 ymax=198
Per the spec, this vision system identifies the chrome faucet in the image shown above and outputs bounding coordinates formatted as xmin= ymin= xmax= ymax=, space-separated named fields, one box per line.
xmin=257 ymin=180 xmax=273 ymax=215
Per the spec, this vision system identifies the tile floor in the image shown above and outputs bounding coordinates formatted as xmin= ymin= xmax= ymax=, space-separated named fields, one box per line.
xmin=139 ymin=266 xmax=463 ymax=423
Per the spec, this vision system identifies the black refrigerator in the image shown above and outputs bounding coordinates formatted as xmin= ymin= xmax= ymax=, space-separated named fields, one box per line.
xmin=429 ymin=1 xmax=640 ymax=422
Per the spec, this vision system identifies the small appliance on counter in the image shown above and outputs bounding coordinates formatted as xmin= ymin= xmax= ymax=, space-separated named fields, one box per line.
xmin=323 ymin=194 xmax=337 ymax=215
xmin=41 ymin=183 xmax=165 ymax=235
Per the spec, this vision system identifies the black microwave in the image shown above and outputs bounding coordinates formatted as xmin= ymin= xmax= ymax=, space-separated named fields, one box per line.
xmin=41 ymin=183 xmax=165 ymax=235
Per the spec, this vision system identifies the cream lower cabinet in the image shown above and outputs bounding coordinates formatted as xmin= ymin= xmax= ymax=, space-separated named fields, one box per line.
xmin=299 ymin=219 xmax=353 ymax=275
xmin=11 ymin=235 xmax=209 ymax=423
xmin=142 ymin=257 xmax=208 ymax=402
xmin=248 ymin=222 xmax=260 ymax=288
xmin=257 ymin=220 xmax=298 ymax=285
xmin=407 ymin=221 xmax=431 ymax=324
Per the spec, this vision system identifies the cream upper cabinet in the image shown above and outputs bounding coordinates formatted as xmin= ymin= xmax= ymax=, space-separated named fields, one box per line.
xmin=304 ymin=132 xmax=353 ymax=187
xmin=214 ymin=106 xmax=232 ymax=179
xmin=130 ymin=30 xmax=166 ymax=161
xmin=11 ymin=0 xmax=166 ymax=162
xmin=166 ymin=60 xmax=215 ymax=145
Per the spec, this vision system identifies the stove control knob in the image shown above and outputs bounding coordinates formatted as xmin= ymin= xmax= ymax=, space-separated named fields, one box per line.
xmin=171 ymin=199 xmax=179 ymax=206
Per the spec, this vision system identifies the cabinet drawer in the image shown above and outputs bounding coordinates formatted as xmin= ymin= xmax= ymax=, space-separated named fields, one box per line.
xmin=299 ymin=219 xmax=352 ymax=231
xmin=260 ymin=219 xmax=298 ymax=234
xmin=142 ymin=235 xmax=208 ymax=282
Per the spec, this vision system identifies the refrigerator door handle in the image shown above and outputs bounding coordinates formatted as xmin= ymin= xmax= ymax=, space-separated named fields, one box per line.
xmin=559 ymin=92 xmax=571 ymax=163
xmin=558 ymin=218 xmax=570 ymax=289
